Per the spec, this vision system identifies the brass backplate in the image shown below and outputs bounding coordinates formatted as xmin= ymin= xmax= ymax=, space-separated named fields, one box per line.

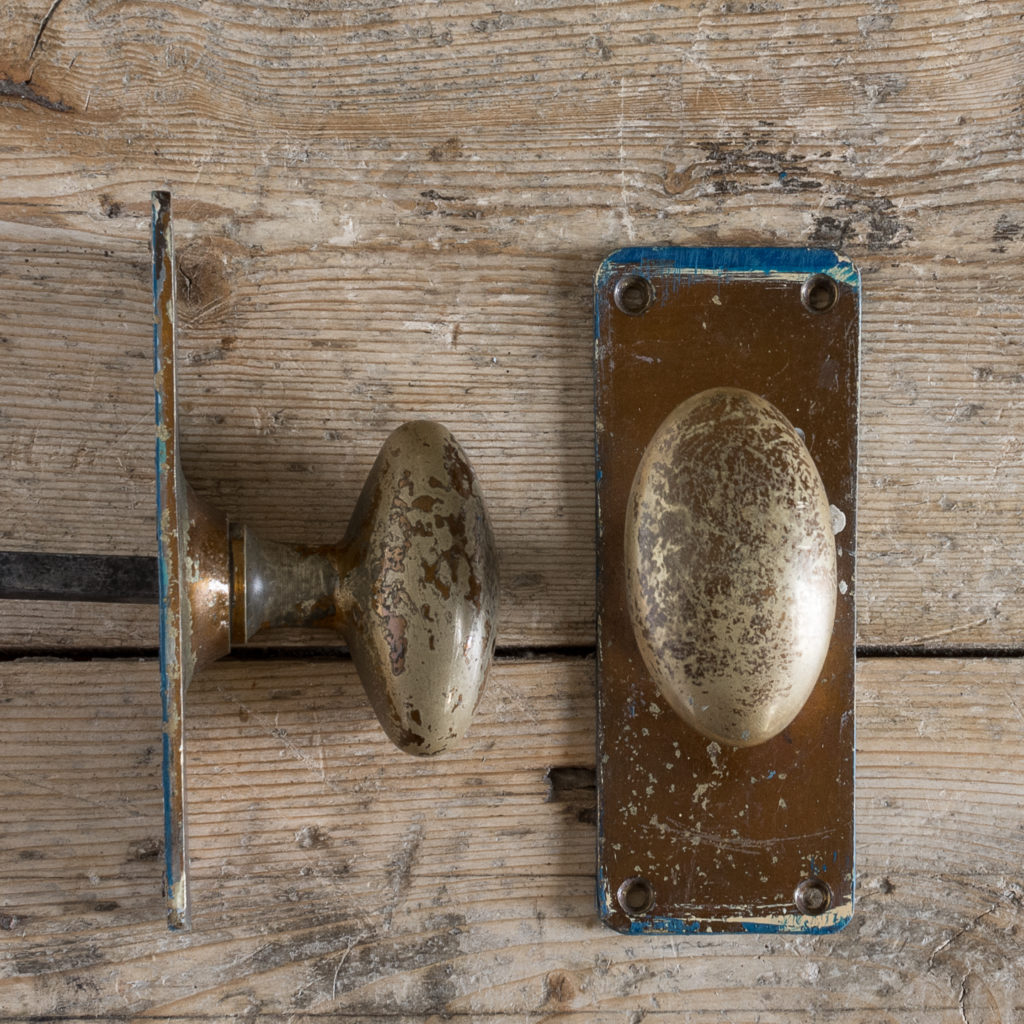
xmin=594 ymin=248 xmax=859 ymax=934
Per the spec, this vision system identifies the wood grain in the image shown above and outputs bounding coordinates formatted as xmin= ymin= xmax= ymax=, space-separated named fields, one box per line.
xmin=3 ymin=0 xmax=1023 ymax=1020
xmin=2 ymin=0 xmax=1024 ymax=650
xmin=1 ymin=656 xmax=1023 ymax=1020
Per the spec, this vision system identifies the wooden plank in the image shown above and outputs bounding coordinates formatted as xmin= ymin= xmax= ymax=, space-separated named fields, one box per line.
xmin=1 ymin=655 xmax=1023 ymax=1019
xmin=2 ymin=0 xmax=1024 ymax=652
xmin=0 ymin=600 xmax=156 ymax=651
xmin=2 ymin=1 xmax=1023 ymax=651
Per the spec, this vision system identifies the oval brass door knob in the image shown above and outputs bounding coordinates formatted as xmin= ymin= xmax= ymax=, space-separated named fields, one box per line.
xmin=155 ymin=193 xmax=498 ymax=759
xmin=230 ymin=419 xmax=498 ymax=755
xmin=625 ymin=387 xmax=837 ymax=747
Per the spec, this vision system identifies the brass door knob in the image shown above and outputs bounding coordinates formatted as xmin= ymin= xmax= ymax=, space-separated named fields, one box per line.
xmin=153 ymin=192 xmax=498 ymax=928
xmin=625 ymin=386 xmax=837 ymax=747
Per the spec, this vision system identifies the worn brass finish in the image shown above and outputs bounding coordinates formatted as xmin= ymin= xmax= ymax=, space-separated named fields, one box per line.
xmin=226 ymin=420 xmax=498 ymax=754
xmin=595 ymin=247 xmax=859 ymax=935
xmin=339 ymin=421 xmax=497 ymax=753
xmin=625 ymin=387 xmax=837 ymax=748
xmin=153 ymin=192 xmax=498 ymax=931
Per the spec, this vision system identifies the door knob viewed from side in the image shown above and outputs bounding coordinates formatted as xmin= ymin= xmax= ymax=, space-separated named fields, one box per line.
xmin=153 ymin=192 xmax=498 ymax=929
xmin=625 ymin=386 xmax=837 ymax=748
xmin=595 ymin=247 xmax=859 ymax=935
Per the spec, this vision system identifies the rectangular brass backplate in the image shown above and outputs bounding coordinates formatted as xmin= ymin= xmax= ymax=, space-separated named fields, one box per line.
xmin=594 ymin=247 xmax=859 ymax=934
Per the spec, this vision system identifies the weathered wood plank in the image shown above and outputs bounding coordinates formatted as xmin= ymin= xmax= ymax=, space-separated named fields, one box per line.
xmin=2 ymin=1 xmax=1023 ymax=1022
xmin=1 ymin=656 xmax=1023 ymax=1020
xmin=0 ymin=601 xmax=157 ymax=651
xmin=2 ymin=0 xmax=1023 ymax=652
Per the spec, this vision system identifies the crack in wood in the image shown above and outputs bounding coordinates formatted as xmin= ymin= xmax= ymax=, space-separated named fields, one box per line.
xmin=29 ymin=0 xmax=66 ymax=60
xmin=928 ymin=904 xmax=1000 ymax=970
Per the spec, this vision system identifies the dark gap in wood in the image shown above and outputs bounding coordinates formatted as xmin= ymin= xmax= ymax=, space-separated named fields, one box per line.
xmin=0 ymin=551 xmax=157 ymax=603
xmin=0 ymin=76 xmax=71 ymax=112
xmin=0 ymin=643 xmax=598 ymax=662
xmin=496 ymin=644 xmax=596 ymax=660
xmin=3 ymin=643 xmax=1022 ymax=663
xmin=856 ymin=644 xmax=1024 ymax=659
xmin=0 ymin=646 xmax=158 ymax=662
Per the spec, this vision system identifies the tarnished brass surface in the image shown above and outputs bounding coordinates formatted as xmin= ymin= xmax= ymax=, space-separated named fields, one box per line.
xmin=625 ymin=387 xmax=837 ymax=748
xmin=234 ymin=529 xmax=341 ymax=638
xmin=341 ymin=420 xmax=498 ymax=755
xmin=229 ymin=421 xmax=498 ymax=756
xmin=153 ymin=192 xmax=499 ymax=930
xmin=594 ymin=247 xmax=859 ymax=935
xmin=183 ymin=481 xmax=231 ymax=674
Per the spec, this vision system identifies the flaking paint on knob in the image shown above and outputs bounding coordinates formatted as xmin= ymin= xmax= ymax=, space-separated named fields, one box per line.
xmin=625 ymin=387 xmax=837 ymax=747
xmin=341 ymin=420 xmax=499 ymax=755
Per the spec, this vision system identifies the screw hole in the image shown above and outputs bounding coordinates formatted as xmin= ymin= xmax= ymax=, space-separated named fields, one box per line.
xmin=793 ymin=876 xmax=832 ymax=915
xmin=617 ymin=877 xmax=655 ymax=915
xmin=801 ymin=274 xmax=839 ymax=314
xmin=613 ymin=275 xmax=654 ymax=315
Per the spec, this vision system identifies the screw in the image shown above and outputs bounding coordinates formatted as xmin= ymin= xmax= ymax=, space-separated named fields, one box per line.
xmin=801 ymin=274 xmax=839 ymax=314
xmin=617 ymin=877 xmax=655 ymax=915
xmin=613 ymin=275 xmax=654 ymax=315
xmin=793 ymin=876 xmax=833 ymax=915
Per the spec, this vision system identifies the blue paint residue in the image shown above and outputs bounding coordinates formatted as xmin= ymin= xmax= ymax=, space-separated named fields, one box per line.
xmin=597 ymin=246 xmax=859 ymax=288
xmin=596 ymin=870 xmax=610 ymax=918
xmin=604 ymin=913 xmax=851 ymax=936
xmin=740 ymin=915 xmax=852 ymax=935
xmin=631 ymin=917 xmax=705 ymax=935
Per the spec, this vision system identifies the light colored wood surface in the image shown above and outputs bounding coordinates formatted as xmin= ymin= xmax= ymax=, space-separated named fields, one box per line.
xmin=3 ymin=0 xmax=1024 ymax=1019
xmin=1 ymin=656 xmax=1023 ymax=1020
xmin=2 ymin=0 xmax=1024 ymax=649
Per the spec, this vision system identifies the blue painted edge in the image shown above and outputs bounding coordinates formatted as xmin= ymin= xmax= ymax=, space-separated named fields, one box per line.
xmin=597 ymin=865 xmax=852 ymax=935
xmin=152 ymin=197 xmax=176 ymax=915
xmin=595 ymin=245 xmax=860 ymax=290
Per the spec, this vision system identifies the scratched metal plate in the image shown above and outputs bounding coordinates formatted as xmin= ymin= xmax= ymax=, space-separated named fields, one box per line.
xmin=594 ymin=247 xmax=859 ymax=934
xmin=153 ymin=191 xmax=193 ymax=930
xmin=154 ymin=192 xmax=231 ymax=931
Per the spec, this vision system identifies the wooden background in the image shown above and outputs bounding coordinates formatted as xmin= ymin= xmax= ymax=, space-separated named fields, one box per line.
xmin=2 ymin=0 xmax=1023 ymax=1019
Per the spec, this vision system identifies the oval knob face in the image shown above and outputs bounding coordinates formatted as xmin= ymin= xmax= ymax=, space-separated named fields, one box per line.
xmin=343 ymin=420 xmax=498 ymax=755
xmin=625 ymin=388 xmax=837 ymax=747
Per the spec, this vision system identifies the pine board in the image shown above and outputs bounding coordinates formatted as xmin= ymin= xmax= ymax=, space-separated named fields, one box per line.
xmin=2 ymin=0 xmax=1024 ymax=650
xmin=1 ymin=656 xmax=1023 ymax=1021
